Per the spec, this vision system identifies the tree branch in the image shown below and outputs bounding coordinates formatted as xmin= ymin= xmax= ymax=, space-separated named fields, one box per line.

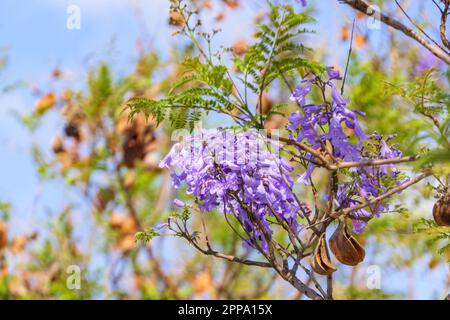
xmin=440 ymin=1 xmax=450 ymax=50
xmin=394 ymin=0 xmax=449 ymax=54
xmin=199 ymin=247 xmax=273 ymax=268
xmin=331 ymin=171 xmax=432 ymax=218
xmin=276 ymin=135 xmax=421 ymax=170
xmin=333 ymin=155 xmax=421 ymax=170
xmin=340 ymin=0 xmax=450 ymax=65
xmin=175 ymin=222 xmax=273 ymax=268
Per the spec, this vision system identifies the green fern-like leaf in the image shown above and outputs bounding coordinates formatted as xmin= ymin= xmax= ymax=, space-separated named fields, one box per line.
xmin=234 ymin=4 xmax=324 ymax=93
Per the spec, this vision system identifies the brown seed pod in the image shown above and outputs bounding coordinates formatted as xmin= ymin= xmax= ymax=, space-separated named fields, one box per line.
xmin=169 ymin=11 xmax=185 ymax=27
xmin=117 ymin=234 xmax=135 ymax=254
xmin=109 ymin=213 xmax=137 ymax=236
xmin=355 ymin=33 xmax=367 ymax=48
xmin=224 ymin=0 xmax=239 ymax=9
xmin=51 ymin=136 xmax=65 ymax=154
xmin=329 ymin=220 xmax=365 ymax=266
xmin=311 ymin=233 xmax=337 ymax=275
xmin=121 ymin=114 xmax=156 ymax=168
xmin=340 ymin=25 xmax=349 ymax=41
xmin=11 ymin=235 xmax=28 ymax=255
xmin=433 ymin=195 xmax=450 ymax=227
xmin=94 ymin=188 xmax=115 ymax=212
xmin=35 ymin=92 xmax=56 ymax=114
xmin=257 ymin=92 xmax=273 ymax=115
xmin=0 ymin=222 xmax=7 ymax=251
xmin=64 ymin=122 xmax=81 ymax=141
xmin=232 ymin=39 xmax=248 ymax=56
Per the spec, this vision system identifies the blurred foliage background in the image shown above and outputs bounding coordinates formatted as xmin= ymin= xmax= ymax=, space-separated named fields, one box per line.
xmin=0 ymin=0 xmax=448 ymax=299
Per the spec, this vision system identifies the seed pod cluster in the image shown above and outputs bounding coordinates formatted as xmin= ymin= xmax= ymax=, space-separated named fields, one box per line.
xmin=117 ymin=113 xmax=157 ymax=168
xmin=311 ymin=233 xmax=337 ymax=275
xmin=329 ymin=221 xmax=365 ymax=266
xmin=433 ymin=194 xmax=450 ymax=227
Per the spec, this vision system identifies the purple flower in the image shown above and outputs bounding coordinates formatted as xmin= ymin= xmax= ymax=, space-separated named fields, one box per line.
xmin=297 ymin=162 xmax=315 ymax=185
xmin=160 ymin=129 xmax=307 ymax=252
xmin=287 ymin=69 xmax=409 ymax=233
xmin=329 ymin=82 xmax=349 ymax=106
xmin=290 ymin=78 xmax=313 ymax=106
xmin=173 ymin=199 xmax=186 ymax=208
xmin=288 ymin=111 xmax=302 ymax=131
xmin=326 ymin=66 xmax=342 ymax=80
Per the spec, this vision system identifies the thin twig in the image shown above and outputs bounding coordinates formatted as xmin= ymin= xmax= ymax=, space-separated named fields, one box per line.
xmin=439 ymin=1 xmax=450 ymax=50
xmin=341 ymin=18 xmax=356 ymax=95
xmin=341 ymin=0 xmax=450 ymax=64
xmin=333 ymin=155 xmax=421 ymax=170
xmin=327 ymin=274 xmax=334 ymax=300
xmin=331 ymin=171 xmax=432 ymax=218
xmin=276 ymin=135 xmax=421 ymax=170
xmin=394 ymin=0 xmax=449 ymax=54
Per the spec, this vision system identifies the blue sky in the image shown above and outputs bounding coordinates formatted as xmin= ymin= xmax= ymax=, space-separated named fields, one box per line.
xmin=0 ymin=0 xmax=447 ymax=299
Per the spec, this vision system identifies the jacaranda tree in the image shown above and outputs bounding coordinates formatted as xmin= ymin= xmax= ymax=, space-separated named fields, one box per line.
xmin=130 ymin=0 xmax=450 ymax=299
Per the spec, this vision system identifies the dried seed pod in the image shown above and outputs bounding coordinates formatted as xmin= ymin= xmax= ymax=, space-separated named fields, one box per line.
xmin=169 ymin=11 xmax=185 ymax=27
xmin=355 ymin=33 xmax=367 ymax=48
xmin=257 ymin=92 xmax=273 ymax=115
xmin=329 ymin=220 xmax=365 ymax=266
xmin=340 ymin=25 xmax=349 ymax=41
xmin=433 ymin=195 xmax=450 ymax=227
xmin=109 ymin=213 xmax=137 ymax=236
xmin=11 ymin=235 xmax=28 ymax=255
xmin=311 ymin=233 xmax=337 ymax=275
xmin=0 ymin=222 xmax=7 ymax=251
xmin=264 ymin=114 xmax=287 ymax=131
xmin=121 ymin=114 xmax=156 ymax=168
xmin=64 ymin=122 xmax=81 ymax=141
xmin=224 ymin=0 xmax=239 ymax=9
xmin=117 ymin=234 xmax=135 ymax=254
xmin=94 ymin=188 xmax=115 ymax=212
xmin=232 ymin=39 xmax=248 ymax=55
xmin=194 ymin=271 xmax=214 ymax=294
xmin=35 ymin=92 xmax=56 ymax=114
xmin=51 ymin=136 xmax=64 ymax=154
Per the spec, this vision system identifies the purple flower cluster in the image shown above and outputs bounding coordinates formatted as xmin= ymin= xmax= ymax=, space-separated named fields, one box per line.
xmin=160 ymin=129 xmax=307 ymax=251
xmin=335 ymin=134 xmax=406 ymax=232
xmin=288 ymin=68 xmax=407 ymax=232
xmin=159 ymin=65 xmax=409 ymax=242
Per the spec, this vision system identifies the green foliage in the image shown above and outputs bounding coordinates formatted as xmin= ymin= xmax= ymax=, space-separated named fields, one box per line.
xmin=414 ymin=218 xmax=450 ymax=257
xmin=135 ymin=228 xmax=160 ymax=244
xmin=127 ymin=1 xmax=324 ymax=130
xmin=127 ymin=88 xmax=214 ymax=131
xmin=0 ymin=201 xmax=10 ymax=220
xmin=386 ymin=69 xmax=450 ymax=169
xmin=85 ymin=63 xmax=112 ymax=116
xmin=348 ymin=59 xmax=424 ymax=153
xmin=388 ymin=70 xmax=449 ymax=116
xmin=342 ymin=286 xmax=400 ymax=300
xmin=4 ymin=0 xmax=449 ymax=300
xmin=233 ymin=3 xmax=323 ymax=93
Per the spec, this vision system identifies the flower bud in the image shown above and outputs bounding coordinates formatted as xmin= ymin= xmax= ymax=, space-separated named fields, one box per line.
xmin=173 ymin=199 xmax=186 ymax=208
